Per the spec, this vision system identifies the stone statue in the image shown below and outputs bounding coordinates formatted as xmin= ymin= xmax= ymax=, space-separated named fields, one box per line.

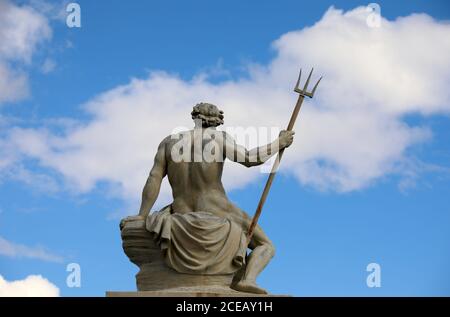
xmin=114 ymin=69 xmax=321 ymax=297
xmin=119 ymin=102 xmax=294 ymax=295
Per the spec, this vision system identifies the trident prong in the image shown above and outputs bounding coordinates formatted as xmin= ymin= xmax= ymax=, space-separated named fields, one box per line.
xmin=294 ymin=68 xmax=322 ymax=98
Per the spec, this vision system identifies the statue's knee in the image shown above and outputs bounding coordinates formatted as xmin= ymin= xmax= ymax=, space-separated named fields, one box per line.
xmin=265 ymin=243 xmax=275 ymax=259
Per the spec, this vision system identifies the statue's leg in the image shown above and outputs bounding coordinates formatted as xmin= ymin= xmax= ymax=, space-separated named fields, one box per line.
xmin=231 ymin=221 xmax=275 ymax=294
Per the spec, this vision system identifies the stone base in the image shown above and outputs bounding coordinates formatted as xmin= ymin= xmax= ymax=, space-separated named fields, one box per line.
xmin=119 ymin=216 xmax=285 ymax=297
xmin=137 ymin=263 xmax=234 ymax=291
xmin=106 ymin=288 xmax=289 ymax=297
xmin=121 ymin=217 xmax=239 ymax=292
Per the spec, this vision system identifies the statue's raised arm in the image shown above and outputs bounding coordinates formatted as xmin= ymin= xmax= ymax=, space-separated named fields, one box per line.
xmin=222 ymin=130 xmax=294 ymax=167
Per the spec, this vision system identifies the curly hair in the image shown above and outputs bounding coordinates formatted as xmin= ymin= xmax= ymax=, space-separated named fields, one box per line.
xmin=191 ymin=102 xmax=224 ymax=127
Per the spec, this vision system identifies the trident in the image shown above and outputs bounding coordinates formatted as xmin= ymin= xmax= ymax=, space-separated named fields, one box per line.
xmin=246 ymin=68 xmax=322 ymax=242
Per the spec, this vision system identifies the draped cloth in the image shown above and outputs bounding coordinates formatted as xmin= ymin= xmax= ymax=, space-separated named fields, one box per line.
xmin=146 ymin=205 xmax=247 ymax=275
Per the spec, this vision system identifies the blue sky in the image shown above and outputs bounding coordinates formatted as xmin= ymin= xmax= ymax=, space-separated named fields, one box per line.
xmin=0 ymin=0 xmax=450 ymax=296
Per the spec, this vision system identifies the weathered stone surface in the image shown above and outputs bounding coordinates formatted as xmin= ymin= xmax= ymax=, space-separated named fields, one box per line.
xmin=106 ymin=290 xmax=289 ymax=297
xmin=121 ymin=218 xmax=160 ymax=267
xmin=121 ymin=216 xmax=235 ymax=291
xmin=146 ymin=206 xmax=246 ymax=275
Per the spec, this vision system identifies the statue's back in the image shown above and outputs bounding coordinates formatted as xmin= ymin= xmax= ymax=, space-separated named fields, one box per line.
xmin=165 ymin=130 xmax=228 ymax=213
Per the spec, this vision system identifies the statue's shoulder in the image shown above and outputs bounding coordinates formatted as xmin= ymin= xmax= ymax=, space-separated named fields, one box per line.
xmin=160 ymin=133 xmax=183 ymax=146
xmin=166 ymin=130 xmax=192 ymax=141
xmin=158 ymin=131 xmax=192 ymax=154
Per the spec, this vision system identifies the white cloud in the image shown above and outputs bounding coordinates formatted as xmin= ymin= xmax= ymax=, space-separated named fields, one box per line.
xmin=0 ymin=0 xmax=52 ymax=62
xmin=0 ymin=274 xmax=59 ymax=297
xmin=269 ymin=8 xmax=450 ymax=115
xmin=2 ymin=7 xmax=450 ymax=212
xmin=0 ymin=63 xmax=29 ymax=103
xmin=0 ymin=236 xmax=64 ymax=263
xmin=27 ymin=0 xmax=69 ymax=22
xmin=0 ymin=0 xmax=52 ymax=104
xmin=40 ymin=58 xmax=56 ymax=74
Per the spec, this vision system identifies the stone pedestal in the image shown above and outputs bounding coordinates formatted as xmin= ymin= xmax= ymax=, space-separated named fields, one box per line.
xmin=121 ymin=217 xmax=236 ymax=292
xmin=106 ymin=290 xmax=287 ymax=297
xmin=114 ymin=216 xmax=290 ymax=297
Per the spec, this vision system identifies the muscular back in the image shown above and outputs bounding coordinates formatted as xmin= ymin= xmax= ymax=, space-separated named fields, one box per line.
xmin=164 ymin=129 xmax=231 ymax=215
xmin=140 ymin=126 xmax=291 ymax=223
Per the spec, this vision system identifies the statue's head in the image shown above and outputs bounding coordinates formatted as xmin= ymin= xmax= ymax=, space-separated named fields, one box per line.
xmin=191 ymin=102 xmax=224 ymax=128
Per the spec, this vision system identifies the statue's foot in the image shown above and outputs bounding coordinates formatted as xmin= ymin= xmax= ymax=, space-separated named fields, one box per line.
xmin=231 ymin=280 xmax=268 ymax=294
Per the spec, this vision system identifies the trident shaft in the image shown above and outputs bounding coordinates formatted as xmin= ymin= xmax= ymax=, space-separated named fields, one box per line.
xmin=246 ymin=68 xmax=322 ymax=242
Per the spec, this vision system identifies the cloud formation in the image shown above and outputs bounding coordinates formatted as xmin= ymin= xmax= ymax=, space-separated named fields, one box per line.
xmin=0 ymin=236 xmax=64 ymax=263
xmin=2 ymin=7 xmax=450 ymax=211
xmin=0 ymin=274 xmax=59 ymax=297
xmin=0 ymin=0 xmax=51 ymax=104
